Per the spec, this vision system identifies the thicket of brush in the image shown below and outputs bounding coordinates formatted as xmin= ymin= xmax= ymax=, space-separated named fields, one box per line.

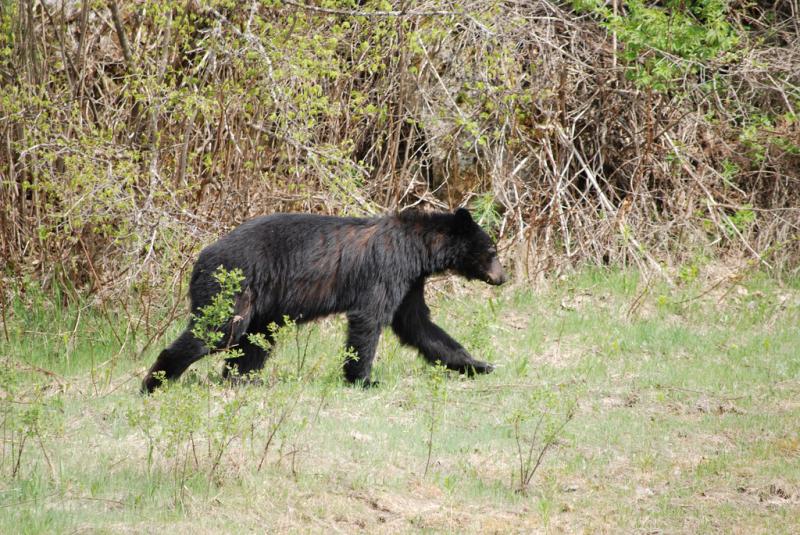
xmin=2 ymin=0 xmax=798 ymax=298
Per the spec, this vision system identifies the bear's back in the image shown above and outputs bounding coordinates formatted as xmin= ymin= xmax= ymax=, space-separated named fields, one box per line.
xmin=197 ymin=213 xmax=382 ymax=268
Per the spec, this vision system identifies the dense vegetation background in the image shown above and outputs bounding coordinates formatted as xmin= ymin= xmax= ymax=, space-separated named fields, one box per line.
xmin=1 ymin=0 xmax=798 ymax=298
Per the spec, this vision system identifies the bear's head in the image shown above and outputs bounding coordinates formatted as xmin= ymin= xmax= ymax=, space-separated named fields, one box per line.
xmin=450 ymin=208 xmax=507 ymax=286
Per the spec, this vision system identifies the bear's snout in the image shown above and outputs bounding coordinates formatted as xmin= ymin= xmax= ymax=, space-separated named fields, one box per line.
xmin=486 ymin=257 xmax=508 ymax=285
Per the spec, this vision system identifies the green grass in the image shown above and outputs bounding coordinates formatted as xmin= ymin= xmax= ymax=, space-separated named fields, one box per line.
xmin=1 ymin=268 xmax=799 ymax=533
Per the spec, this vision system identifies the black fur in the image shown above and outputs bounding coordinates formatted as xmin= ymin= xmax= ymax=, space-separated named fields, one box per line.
xmin=142 ymin=208 xmax=507 ymax=393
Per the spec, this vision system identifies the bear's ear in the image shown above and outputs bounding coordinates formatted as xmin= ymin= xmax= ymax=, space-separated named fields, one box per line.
xmin=453 ymin=208 xmax=473 ymax=230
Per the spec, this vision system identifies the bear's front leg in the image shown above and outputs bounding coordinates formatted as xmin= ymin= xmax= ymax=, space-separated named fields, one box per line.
xmin=343 ymin=311 xmax=382 ymax=387
xmin=406 ymin=321 xmax=494 ymax=376
xmin=391 ymin=280 xmax=494 ymax=376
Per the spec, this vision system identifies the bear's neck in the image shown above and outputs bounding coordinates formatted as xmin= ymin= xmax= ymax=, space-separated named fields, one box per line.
xmin=389 ymin=212 xmax=454 ymax=279
xmin=425 ymin=233 xmax=453 ymax=276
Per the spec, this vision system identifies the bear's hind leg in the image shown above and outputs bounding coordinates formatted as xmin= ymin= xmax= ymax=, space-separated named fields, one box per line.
xmin=222 ymin=328 xmax=274 ymax=381
xmin=141 ymin=329 xmax=209 ymax=393
xmin=222 ymin=313 xmax=282 ymax=380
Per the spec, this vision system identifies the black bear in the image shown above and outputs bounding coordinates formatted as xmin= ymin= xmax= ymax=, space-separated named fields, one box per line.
xmin=142 ymin=208 xmax=506 ymax=393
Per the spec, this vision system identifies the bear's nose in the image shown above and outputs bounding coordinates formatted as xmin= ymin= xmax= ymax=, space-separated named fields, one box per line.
xmin=489 ymin=270 xmax=508 ymax=285
xmin=487 ymin=258 xmax=508 ymax=285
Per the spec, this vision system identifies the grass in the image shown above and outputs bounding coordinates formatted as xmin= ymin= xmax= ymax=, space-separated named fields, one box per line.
xmin=1 ymin=267 xmax=798 ymax=533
